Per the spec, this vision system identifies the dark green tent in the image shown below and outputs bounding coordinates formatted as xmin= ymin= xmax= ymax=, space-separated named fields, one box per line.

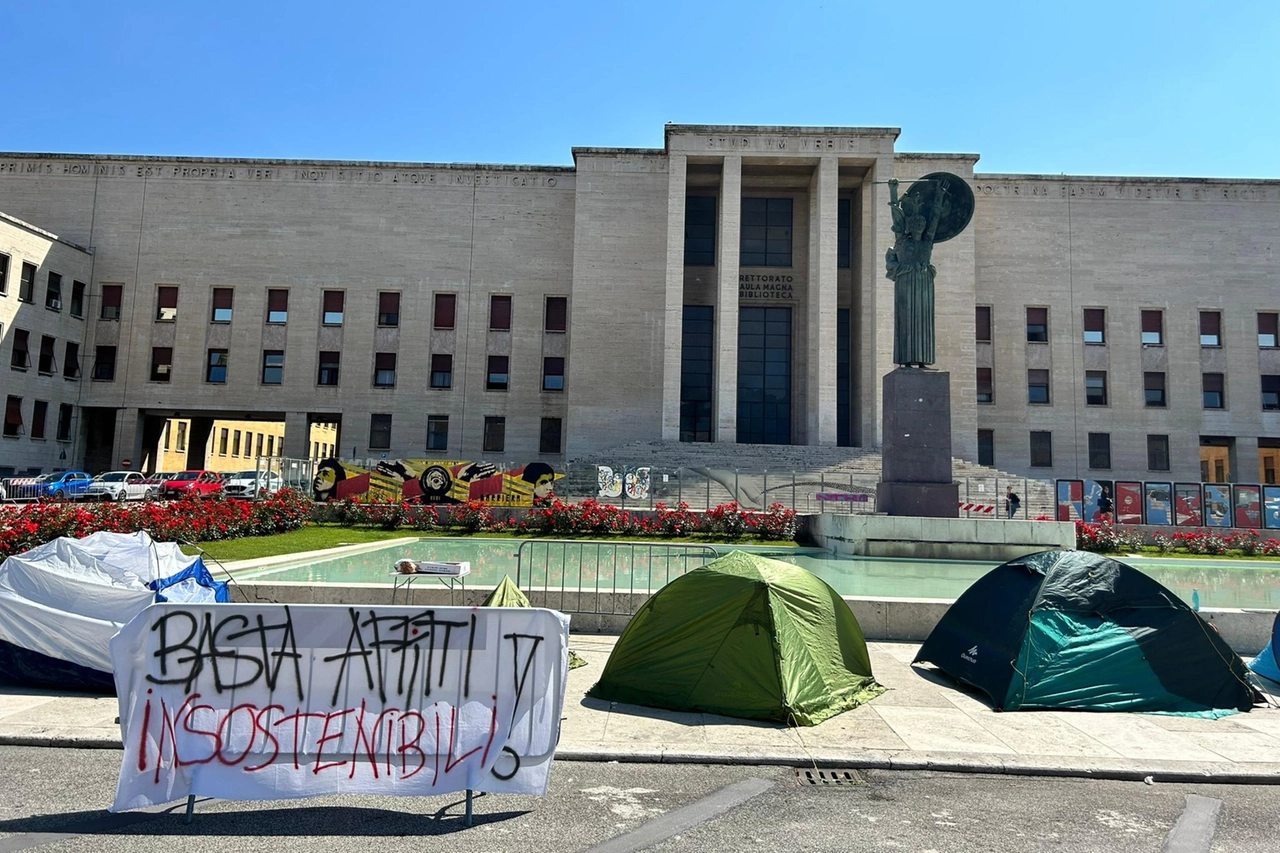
xmin=482 ymin=575 xmax=531 ymax=608
xmin=914 ymin=550 xmax=1261 ymax=713
xmin=588 ymin=551 xmax=884 ymax=725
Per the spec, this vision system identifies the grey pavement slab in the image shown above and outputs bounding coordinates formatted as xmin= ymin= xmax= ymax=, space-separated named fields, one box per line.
xmin=2 ymin=638 xmax=1280 ymax=783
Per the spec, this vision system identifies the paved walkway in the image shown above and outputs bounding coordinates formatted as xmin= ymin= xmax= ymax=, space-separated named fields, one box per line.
xmin=3 ymin=636 xmax=1279 ymax=783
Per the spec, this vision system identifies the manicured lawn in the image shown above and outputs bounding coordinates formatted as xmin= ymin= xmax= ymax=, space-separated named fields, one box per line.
xmin=183 ymin=523 xmax=797 ymax=562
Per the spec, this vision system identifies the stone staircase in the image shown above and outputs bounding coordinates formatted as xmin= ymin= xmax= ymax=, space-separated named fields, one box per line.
xmin=561 ymin=440 xmax=1056 ymax=517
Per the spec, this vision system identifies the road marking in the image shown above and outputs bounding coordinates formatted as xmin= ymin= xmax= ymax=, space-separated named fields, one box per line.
xmin=1161 ymin=794 xmax=1223 ymax=853
xmin=582 ymin=777 xmax=774 ymax=853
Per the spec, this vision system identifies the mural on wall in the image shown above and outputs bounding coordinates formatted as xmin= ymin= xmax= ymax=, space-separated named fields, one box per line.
xmin=596 ymin=466 xmax=651 ymax=500
xmin=1083 ymin=479 xmax=1114 ymax=523
xmin=312 ymin=459 xmax=561 ymax=506
xmin=1115 ymin=482 xmax=1144 ymax=525
xmin=1265 ymin=486 xmax=1280 ymax=529
xmin=1056 ymin=479 xmax=1083 ymax=521
xmin=1203 ymin=484 xmax=1232 ymax=528
xmin=1175 ymin=483 xmax=1203 ymax=526
xmin=1233 ymin=485 xmax=1262 ymax=529
xmin=1144 ymin=482 xmax=1172 ymax=526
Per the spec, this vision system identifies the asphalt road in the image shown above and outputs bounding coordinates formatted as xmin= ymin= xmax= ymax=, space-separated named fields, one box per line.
xmin=0 ymin=746 xmax=1275 ymax=852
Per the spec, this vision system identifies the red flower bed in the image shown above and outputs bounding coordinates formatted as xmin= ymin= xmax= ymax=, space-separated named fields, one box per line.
xmin=1075 ymin=519 xmax=1280 ymax=556
xmin=0 ymin=489 xmax=313 ymax=561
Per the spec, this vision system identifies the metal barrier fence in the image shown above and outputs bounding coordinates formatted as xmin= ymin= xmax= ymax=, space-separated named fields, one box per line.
xmin=515 ymin=539 xmax=722 ymax=615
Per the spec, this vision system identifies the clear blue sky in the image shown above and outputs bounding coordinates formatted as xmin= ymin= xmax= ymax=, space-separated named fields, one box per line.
xmin=10 ymin=1 xmax=1279 ymax=178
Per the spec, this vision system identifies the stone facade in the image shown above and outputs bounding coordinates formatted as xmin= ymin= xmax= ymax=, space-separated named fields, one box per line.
xmin=0 ymin=126 xmax=1277 ymax=484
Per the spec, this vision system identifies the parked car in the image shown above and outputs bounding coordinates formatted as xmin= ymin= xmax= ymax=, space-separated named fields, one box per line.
xmin=222 ymin=470 xmax=284 ymax=499
xmin=136 ymin=472 xmax=178 ymax=500
xmin=86 ymin=471 xmax=151 ymax=502
xmin=35 ymin=471 xmax=93 ymax=501
xmin=160 ymin=470 xmax=224 ymax=500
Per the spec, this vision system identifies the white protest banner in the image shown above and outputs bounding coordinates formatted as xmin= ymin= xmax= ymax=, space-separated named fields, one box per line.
xmin=110 ymin=603 xmax=569 ymax=811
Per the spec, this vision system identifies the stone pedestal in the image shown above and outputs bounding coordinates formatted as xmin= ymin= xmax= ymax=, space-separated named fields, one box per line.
xmin=876 ymin=368 xmax=959 ymax=518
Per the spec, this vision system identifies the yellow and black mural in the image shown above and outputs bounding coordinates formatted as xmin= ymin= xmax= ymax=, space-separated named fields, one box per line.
xmin=312 ymin=459 xmax=561 ymax=506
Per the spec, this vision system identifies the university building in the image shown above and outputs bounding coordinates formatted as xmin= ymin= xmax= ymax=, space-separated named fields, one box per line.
xmin=1 ymin=124 xmax=1277 ymax=484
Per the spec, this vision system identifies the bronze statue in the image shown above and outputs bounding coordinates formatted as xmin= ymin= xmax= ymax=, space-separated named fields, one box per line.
xmin=885 ymin=172 xmax=974 ymax=367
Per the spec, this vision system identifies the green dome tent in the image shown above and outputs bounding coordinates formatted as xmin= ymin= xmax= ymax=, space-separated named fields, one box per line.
xmin=483 ymin=576 xmax=586 ymax=668
xmin=914 ymin=550 xmax=1261 ymax=714
xmin=587 ymin=551 xmax=884 ymax=726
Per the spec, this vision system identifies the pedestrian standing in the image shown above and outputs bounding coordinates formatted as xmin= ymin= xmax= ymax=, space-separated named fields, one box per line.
xmin=1006 ymin=486 xmax=1021 ymax=519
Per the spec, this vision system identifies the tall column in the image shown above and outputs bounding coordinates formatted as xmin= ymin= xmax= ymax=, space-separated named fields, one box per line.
xmin=715 ymin=155 xmax=742 ymax=443
xmin=282 ymin=411 xmax=310 ymax=459
xmin=661 ymin=154 xmax=688 ymax=440
xmin=859 ymin=155 xmax=896 ymax=447
xmin=807 ymin=156 xmax=839 ymax=445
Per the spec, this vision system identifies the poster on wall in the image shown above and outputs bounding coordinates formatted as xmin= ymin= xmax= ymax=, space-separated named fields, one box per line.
xmin=110 ymin=603 xmax=570 ymax=811
xmin=1083 ymin=480 xmax=1115 ymax=523
xmin=1113 ymin=483 xmax=1143 ymax=525
xmin=1203 ymin=484 xmax=1232 ymax=528
xmin=1144 ymin=482 xmax=1173 ymax=526
xmin=1174 ymin=483 xmax=1203 ymax=526
xmin=1056 ymin=480 xmax=1083 ymax=521
xmin=1233 ymin=485 xmax=1262 ymax=528
xmin=1264 ymin=486 xmax=1280 ymax=529
xmin=312 ymin=459 xmax=562 ymax=506
xmin=596 ymin=466 xmax=652 ymax=501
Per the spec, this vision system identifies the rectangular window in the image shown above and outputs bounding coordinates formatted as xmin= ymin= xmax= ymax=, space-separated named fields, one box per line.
xmin=56 ymin=405 xmax=72 ymax=442
xmin=1262 ymin=375 xmax=1280 ymax=411
xmin=430 ymin=353 xmax=453 ymax=389
xmin=1088 ymin=432 xmax=1111 ymax=469
xmin=3 ymin=396 xmax=22 ymax=437
xmin=976 ymin=367 xmax=993 ymax=403
xmin=178 ymin=422 xmax=187 ymax=452
xmin=101 ymin=284 xmax=123 ymax=320
xmin=38 ymin=336 xmax=56 ymax=374
xmin=255 ymin=433 xmax=263 ymax=456
xmin=741 ymin=197 xmax=793 ymax=267
xmin=150 ymin=347 xmax=173 ymax=382
xmin=232 ymin=430 xmax=242 ymax=457
xmin=19 ymin=263 xmax=36 ymax=302
xmin=206 ymin=349 xmax=228 ymax=383
xmin=0 ymin=253 xmax=8 ymax=294
xmin=267 ymin=435 xmax=274 ymax=457
xmin=542 ymin=357 xmax=565 ymax=391
xmin=483 ymin=416 xmax=505 ymax=453
xmin=1144 ymin=372 xmax=1167 ymax=407
xmin=31 ymin=401 xmax=47 ymax=440
xmin=317 ymin=351 xmax=340 ymax=386
xmin=262 ymin=350 xmax=284 ymax=384
xmin=322 ymin=290 xmax=344 ymax=325
xmin=1259 ymin=313 xmax=1278 ymax=348
xmin=490 ymin=294 xmax=512 ymax=330
xmin=93 ymin=346 xmax=116 ymax=381
xmin=267 ymin=288 xmax=289 ymax=323
xmin=487 ymin=355 xmax=509 ymax=390
xmin=680 ymin=305 xmax=714 ymax=442
xmin=1147 ymin=434 xmax=1170 ymax=471
xmin=975 ymin=306 xmax=992 ymax=342
xmin=1203 ymin=372 xmax=1225 ymax=408
xmin=70 ymin=281 xmax=85 ymax=317
xmin=45 ymin=272 xmax=62 ymax=310
xmin=369 ymin=414 xmax=392 ymax=450
xmin=156 ymin=286 xmax=178 ymax=321
xmin=1027 ymin=369 xmax=1050 ymax=404
xmin=1029 ymin=431 xmax=1053 ymax=468
xmin=378 ymin=291 xmax=400 ymax=326
xmin=540 ymin=417 xmax=562 ymax=454
xmin=1026 ymin=307 xmax=1048 ymax=342
xmin=433 ymin=293 xmax=456 ymax=329
xmin=219 ymin=429 xmax=229 ymax=455
xmin=684 ymin=196 xmax=717 ymax=266
xmin=63 ymin=342 xmax=80 ymax=379
xmin=11 ymin=329 xmax=29 ymax=370
xmin=545 ymin=296 xmax=567 ymax=332
xmin=1083 ymin=308 xmax=1106 ymax=344
xmin=977 ymin=429 xmax=994 ymax=467
xmin=426 ymin=415 xmax=449 ymax=451
xmin=211 ymin=287 xmax=234 ymax=322
xmin=374 ymin=352 xmax=397 ymax=387
xmin=1200 ymin=310 xmax=1221 ymax=347
xmin=1141 ymin=309 xmax=1163 ymax=345
xmin=1085 ymin=370 xmax=1108 ymax=405
xmin=837 ymin=197 xmax=851 ymax=269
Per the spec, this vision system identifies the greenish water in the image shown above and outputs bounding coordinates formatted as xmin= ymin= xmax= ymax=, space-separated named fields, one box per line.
xmin=233 ymin=539 xmax=1280 ymax=610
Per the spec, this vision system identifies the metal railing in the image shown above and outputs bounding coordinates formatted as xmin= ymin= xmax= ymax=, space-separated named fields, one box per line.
xmin=515 ymin=539 xmax=722 ymax=615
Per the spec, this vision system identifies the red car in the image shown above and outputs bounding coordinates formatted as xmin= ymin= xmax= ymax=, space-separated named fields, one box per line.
xmin=160 ymin=470 xmax=225 ymax=500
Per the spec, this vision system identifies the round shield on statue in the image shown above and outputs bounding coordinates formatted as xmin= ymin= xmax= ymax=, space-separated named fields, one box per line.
xmin=903 ymin=172 xmax=975 ymax=243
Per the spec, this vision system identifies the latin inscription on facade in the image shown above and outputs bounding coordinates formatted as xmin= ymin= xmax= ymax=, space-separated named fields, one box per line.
xmin=969 ymin=181 xmax=1274 ymax=201
xmin=739 ymin=274 xmax=795 ymax=299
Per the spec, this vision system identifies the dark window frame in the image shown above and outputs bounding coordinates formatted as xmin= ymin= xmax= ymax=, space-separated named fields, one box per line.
xmin=211 ymin=287 xmax=234 ymax=323
xmin=11 ymin=328 xmax=30 ymax=371
xmin=1144 ymin=372 xmax=1167 ymax=407
xmin=975 ymin=306 xmax=992 ymax=342
xmin=45 ymin=272 xmax=63 ymax=311
xmin=1141 ymin=309 xmax=1163 ymax=345
xmin=1027 ymin=369 xmax=1050 ymax=404
xmin=1026 ymin=307 xmax=1049 ymax=343
xmin=150 ymin=347 xmax=173 ymax=382
xmin=206 ymin=349 xmax=229 ymax=384
xmin=1085 ymin=370 xmax=1108 ymax=406
xmin=977 ymin=429 xmax=994 ymax=467
xmin=18 ymin=262 xmax=36 ymax=303
xmin=976 ymin=367 xmax=993 ymax=403
xmin=740 ymin=197 xmax=793 ymax=267
xmin=1082 ymin=308 xmax=1106 ymax=344
xmin=55 ymin=404 xmax=73 ymax=442
xmin=322 ymin=290 xmax=345 ymax=326
xmin=30 ymin=400 xmax=48 ymax=440
xmin=430 ymin=353 xmax=453 ymax=389
xmin=539 ymin=417 xmax=563 ymax=454
xmin=426 ymin=415 xmax=449 ymax=451
xmin=482 ymin=416 xmax=505 ymax=453
xmin=38 ymin=335 xmax=57 ymax=375
xmin=3 ymin=395 xmax=23 ymax=437
xmin=70 ymin=280 xmax=86 ymax=317
xmin=261 ymin=350 xmax=285 ymax=385
xmin=266 ymin=288 xmax=289 ymax=324
xmin=100 ymin=284 xmax=123 ymax=320
xmin=0 ymin=253 xmax=8 ymax=295
xmin=542 ymin=357 xmax=565 ymax=392
xmin=369 ymin=413 xmax=393 ymax=450
xmin=684 ymin=195 xmax=717 ymax=266
xmin=1200 ymin=310 xmax=1222 ymax=347
xmin=489 ymin=294 xmax=512 ymax=331
xmin=486 ymin=355 xmax=509 ymax=391
xmin=377 ymin=291 xmax=401 ymax=327
xmin=63 ymin=342 xmax=80 ymax=379
xmin=156 ymin=285 xmax=178 ymax=322
xmin=1029 ymin=430 xmax=1053 ymax=468
xmin=373 ymin=352 xmax=397 ymax=388
xmin=544 ymin=296 xmax=568 ymax=332
xmin=1147 ymin=434 xmax=1171 ymax=471
xmin=92 ymin=345 xmax=117 ymax=381
xmin=433 ymin=293 xmax=456 ymax=330
xmin=1259 ymin=312 xmax=1278 ymax=348
xmin=1203 ymin=372 xmax=1225 ymax=409
xmin=1262 ymin=375 xmax=1280 ymax=411
xmin=1087 ymin=432 xmax=1112 ymax=470
xmin=317 ymin=351 xmax=340 ymax=386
